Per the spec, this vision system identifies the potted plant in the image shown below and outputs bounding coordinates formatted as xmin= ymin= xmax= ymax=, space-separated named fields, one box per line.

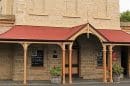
xmin=112 ymin=63 xmax=124 ymax=82
xmin=50 ymin=66 xmax=61 ymax=83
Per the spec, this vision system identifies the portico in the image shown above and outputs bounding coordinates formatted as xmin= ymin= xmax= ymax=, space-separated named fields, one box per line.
xmin=0 ymin=23 xmax=130 ymax=85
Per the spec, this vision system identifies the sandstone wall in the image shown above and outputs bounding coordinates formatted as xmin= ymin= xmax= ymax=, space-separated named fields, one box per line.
xmin=11 ymin=0 xmax=120 ymax=29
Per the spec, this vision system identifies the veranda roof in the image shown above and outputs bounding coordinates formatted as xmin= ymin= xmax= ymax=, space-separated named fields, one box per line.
xmin=97 ymin=29 xmax=130 ymax=43
xmin=0 ymin=24 xmax=87 ymax=41
xmin=0 ymin=24 xmax=130 ymax=43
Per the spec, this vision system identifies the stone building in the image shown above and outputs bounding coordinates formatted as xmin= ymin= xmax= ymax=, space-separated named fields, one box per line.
xmin=0 ymin=0 xmax=130 ymax=85
xmin=121 ymin=22 xmax=130 ymax=33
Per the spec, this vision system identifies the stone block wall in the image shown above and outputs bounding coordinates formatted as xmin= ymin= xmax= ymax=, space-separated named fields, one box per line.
xmin=121 ymin=22 xmax=130 ymax=34
xmin=0 ymin=44 xmax=13 ymax=80
xmin=12 ymin=41 xmax=104 ymax=80
xmin=78 ymin=34 xmax=103 ymax=79
xmin=13 ymin=44 xmax=24 ymax=81
xmin=77 ymin=35 xmax=122 ymax=80
xmin=13 ymin=44 xmax=62 ymax=81
xmin=12 ymin=0 xmax=120 ymax=29
xmin=0 ymin=43 xmax=123 ymax=81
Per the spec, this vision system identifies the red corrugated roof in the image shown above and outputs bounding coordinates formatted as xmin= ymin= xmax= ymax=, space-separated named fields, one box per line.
xmin=97 ymin=29 xmax=130 ymax=43
xmin=0 ymin=24 xmax=87 ymax=41
xmin=0 ymin=24 xmax=130 ymax=43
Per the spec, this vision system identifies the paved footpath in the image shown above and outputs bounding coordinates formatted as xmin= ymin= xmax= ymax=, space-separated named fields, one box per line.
xmin=26 ymin=83 xmax=130 ymax=86
xmin=0 ymin=81 xmax=130 ymax=86
xmin=62 ymin=83 xmax=130 ymax=86
xmin=0 ymin=83 xmax=130 ymax=86
xmin=16 ymin=82 xmax=130 ymax=86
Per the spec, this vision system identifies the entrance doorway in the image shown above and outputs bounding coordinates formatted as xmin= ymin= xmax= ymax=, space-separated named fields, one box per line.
xmin=65 ymin=43 xmax=80 ymax=77
xmin=65 ymin=33 xmax=103 ymax=81
xmin=121 ymin=46 xmax=128 ymax=78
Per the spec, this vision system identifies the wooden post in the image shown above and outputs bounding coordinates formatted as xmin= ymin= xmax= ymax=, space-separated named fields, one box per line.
xmin=62 ymin=44 xmax=66 ymax=84
xmin=22 ymin=43 xmax=29 ymax=85
xmin=69 ymin=44 xmax=72 ymax=84
xmin=103 ymin=45 xmax=107 ymax=82
xmin=109 ymin=45 xmax=113 ymax=82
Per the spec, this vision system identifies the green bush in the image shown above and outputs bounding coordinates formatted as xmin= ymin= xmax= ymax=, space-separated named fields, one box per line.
xmin=50 ymin=66 xmax=61 ymax=76
xmin=120 ymin=10 xmax=130 ymax=22
xmin=112 ymin=63 xmax=124 ymax=76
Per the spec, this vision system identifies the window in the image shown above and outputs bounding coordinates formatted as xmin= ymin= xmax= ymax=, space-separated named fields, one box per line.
xmin=97 ymin=50 xmax=109 ymax=67
xmin=0 ymin=0 xmax=2 ymax=14
xmin=31 ymin=50 xmax=44 ymax=67
xmin=95 ymin=0 xmax=109 ymax=18
xmin=97 ymin=51 xmax=103 ymax=66
xmin=0 ymin=0 xmax=13 ymax=15
xmin=28 ymin=0 xmax=46 ymax=15
xmin=65 ymin=0 xmax=79 ymax=17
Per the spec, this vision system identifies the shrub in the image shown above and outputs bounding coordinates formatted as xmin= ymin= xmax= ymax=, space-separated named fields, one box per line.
xmin=112 ymin=63 xmax=124 ymax=76
xmin=50 ymin=66 xmax=61 ymax=76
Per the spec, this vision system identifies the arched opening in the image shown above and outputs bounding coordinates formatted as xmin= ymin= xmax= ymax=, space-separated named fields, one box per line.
xmin=68 ymin=33 xmax=104 ymax=81
xmin=112 ymin=45 xmax=129 ymax=78
xmin=23 ymin=43 xmax=62 ymax=81
xmin=0 ymin=42 xmax=63 ymax=84
xmin=0 ymin=43 xmax=23 ymax=81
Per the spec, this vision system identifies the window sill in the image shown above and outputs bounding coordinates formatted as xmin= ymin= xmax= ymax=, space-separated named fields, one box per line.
xmin=28 ymin=12 xmax=48 ymax=16
xmin=96 ymin=66 xmax=103 ymax=69
xmin=94 ymin=16 xmax=111 ymax=20
xmin=96 ymin=66 xmax=109 ymax=70
xmin=30 ymin=66 xmax=45 ymax=70
xmin=63 ymin=15 xmax=80 ymax=18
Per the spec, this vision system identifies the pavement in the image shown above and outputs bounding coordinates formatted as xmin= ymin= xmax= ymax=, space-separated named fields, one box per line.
xmin=0 ymin=80 xmax=130 ymax=86
xmin=63 ymin=83 xmax=130 ymax=86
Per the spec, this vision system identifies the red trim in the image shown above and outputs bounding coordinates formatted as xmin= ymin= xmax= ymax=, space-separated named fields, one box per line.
xmin=67 ymin=23 xmax=87 ymax=40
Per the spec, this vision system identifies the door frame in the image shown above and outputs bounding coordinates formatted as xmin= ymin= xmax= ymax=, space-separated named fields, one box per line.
xmin=65 ymin=43 xmax=80 ymax=77
xmin=121 ymin=46 xmax=129 ymax=77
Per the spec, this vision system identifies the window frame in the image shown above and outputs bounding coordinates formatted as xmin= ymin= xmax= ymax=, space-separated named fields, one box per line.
xmin=97 ymin=50 xmax=103 ymax=67
xmin=97 ymin=49 xmax=109 ymax=68
xmin=31 ymin=49 xmax=44 ymax=67
xmin=64 ymin=0 xmax=80 ymax=18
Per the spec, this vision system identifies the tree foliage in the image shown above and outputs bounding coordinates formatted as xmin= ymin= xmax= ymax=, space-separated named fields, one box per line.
xmin=120 ymin=10 xmax=130 ymax=22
